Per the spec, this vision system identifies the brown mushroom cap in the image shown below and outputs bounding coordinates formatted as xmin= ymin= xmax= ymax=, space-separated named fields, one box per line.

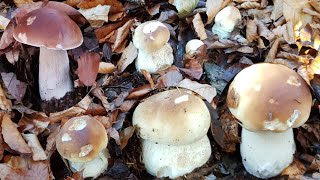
xmin=132 ymin=89 xmax=211 ymax=145
xmin=133 ymin=20 xmax=170 ymax=52
xmin=56 ymin=116 xmax=108 ymax=162
xmin=227 ymin=63 xmax=312 ymax=132
xmin=13 ymin=7 xmax=83 ymax=50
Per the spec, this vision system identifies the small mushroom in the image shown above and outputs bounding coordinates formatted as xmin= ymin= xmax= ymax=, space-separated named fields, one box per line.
xmin=13 ymin=8 xmax=83 ymax=100
xmin=132 ymin=89 xmax=211 ymax=179
xmin=171 ymin=0 xmax=199 ymax=18
xmin=133 ymin=20 xmax=173 ymax=73
xmin=212 ymin=6 xmax=241 ymax=39
xmin=56 ymin=115 xmax=109 ymax=178
xmin=227 ymin=63 xmax=312 ymax=179
xmin=185 ymin=39 xmax=205 ymax=56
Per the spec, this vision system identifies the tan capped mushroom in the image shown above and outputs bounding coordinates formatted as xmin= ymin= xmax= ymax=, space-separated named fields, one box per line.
xmin=133 ymin=89 xmax=211 ymax=179
xmin=212 ymin=6 xmax=241 ymax=39
xmin=13 ymin=7 xmax=83 ymax=100
xmin=56 ymin=115 xmax=109 ymax=178
xmin=133 ymin=20 xmax=173 ymax=73
xmin=185 ymin=39 xmax=205 ymax=56
xmin=227 ymin=63 xmax=312 ymax=179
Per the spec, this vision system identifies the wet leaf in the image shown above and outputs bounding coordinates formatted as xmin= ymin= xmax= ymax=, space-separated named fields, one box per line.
xmin=178 ymin=78 xmax=216 ymax=102
xmin=1 ymin=114 xmax=32 ymax=154
xmin=117 ymin=42 xmax=138 ymax=73
xmin=77 ymin=52 xmax=100 ymax=86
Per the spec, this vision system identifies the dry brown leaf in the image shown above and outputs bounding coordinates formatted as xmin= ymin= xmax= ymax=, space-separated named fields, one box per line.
xmin=13 ymin=0 xmax=33 ymax=7
xmin=309 ymin=56 xmax=320 ymax=74
xmin=78 ymin=5 xmax=110 ymax=28
xmin=309 ymin=0 xmax=320 ymax=12
xmin=119 ymin=126 xmax=136 ymax=150
xmin=192 ymin=13 xmax=207 ymax=40
xmin=1 ymin=114 xmax=31 ymax=154
xmin=91 ymin=87 xmax=111 ymax=111
xmin=265 ymin=37 xmax=281 ymax=63
xmin=256 ymin=20 xmax=275 ymax=41
xmin=48 ymin=95 xmax=91 ymax=123
xmin=141 ymin=70 xmax=155 ymax=89
xmin=236 ymin=46 xmax=254 ymax=53
xmin=107 ymin=127 xmax=120 ymax=145
xmin=284 ymin=21 xmax=295 ymax=44
xmin=78 ymin=52 xmax=100 ymax=86
xmin=0 ymin=84 xmax=12 ymax=111
xmin=119 ymin=100 xmax=137 ymax=112
xmin=98 ymin=62 xmax=115 ymax=74
xmin=0 ymin=22 xmax=14 ymax=51
xmin=276 ymin=51 xmax=303 ymax=62
xmin=246 ymin=18 xmax=258 ymax=42
xmin=302 ymin=7 xmax=320 ymax=18
xmin=272 ymin=58 xmax=300 ymax=69
xmin=112 ymin=19 xmax=134 ymax=52
xmin=116 ymin=42 xmax=138 ymax=73
xmin=77 ymin=0 xmax=124 ymax=14
xmin=155 ymin=67 xmax=183 ymax=88
xmin=126 ymin=84 xmax=152 ymax=99
xmin=178 ymin=79 xmax=216 ymax=102
xmin=18 ymin=111 xmax=49 ymax=135
xmin=283 ymin=0 xmax=312 ymax=28
xmin=45 ymin=125 xmax=60 ymax=158
xmin=22 ymin=133 xmax=47 ymax=161
xmin=180 ymin=59 xmax=203 ymax=80
xmin=95 ymin=20 xmax=126 ymax=42
xmin=64 ymin=0 xmax=82 ymax=7
xmin=281 ymin=159 xmax=306 ymax=179
xmin=1 ymin=72 xmax=27 ymax=101
xmin=238 ymin=1 xmax=260 ymax=9
xmin=206 ymin=0 xmax=231 ymax=25
xmin=298 ymin=65 xmax=313 ymax=85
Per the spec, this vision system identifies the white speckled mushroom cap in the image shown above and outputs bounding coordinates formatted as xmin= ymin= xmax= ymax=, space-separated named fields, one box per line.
xmin=227 ymin=63 xmax=312 ymax=132
xmin=13 ymin=8 xmax=83 ymax=50
xmin=132 ymin=88 xmax=211 ymax=145
xmin=56 ymin=115 xmax=108 ymax=162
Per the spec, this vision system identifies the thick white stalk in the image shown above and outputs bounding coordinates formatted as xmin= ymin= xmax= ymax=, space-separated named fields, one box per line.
xmin=240 ymin=128 xmax=296 ymax=179
xmin=39 ymin=47 xmax=73 ymax=100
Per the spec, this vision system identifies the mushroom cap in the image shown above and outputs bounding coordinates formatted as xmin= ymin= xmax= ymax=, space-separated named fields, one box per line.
xmin=133 ymin=20 xmax=170 ymax=53
xmin=227 ymin=63 xmax=312 ymax=132
xmin=56 ymin=115 xmax=108 ymax=162
xmin=142 ymin=135 xmax=211 ymax=179
xmin=214 ymin=6 xmax=241 ymax=33
xmin=185 ymin=39 xmax=205 ymax=55
xmin=13 ymin=7 xmax=83 ymax=50
xmin=240 ymin=128 xmax=295 ymax=179
xmin=132 ymin=89 xmax=211 ymax=145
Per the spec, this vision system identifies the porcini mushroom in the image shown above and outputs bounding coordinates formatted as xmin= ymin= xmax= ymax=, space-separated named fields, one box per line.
xmin=56 ymin=115 xmax=109 ymax=178
xmin=171 ymin=0 xmax=199 ymax=18
xmin=132 ymin=89 xmax=211 ymax=179
xmin=13 ymin=8 xmax=83 ymax=100
xmin=133 ymin=20 xmax=173 ymax=73
xmin=185 ymin=39 xmax=205 ymax=56
xmin=212 ymin=6 xmax=241 ymax=39
xmin=227 ymin=63 xmax=312 ymax=179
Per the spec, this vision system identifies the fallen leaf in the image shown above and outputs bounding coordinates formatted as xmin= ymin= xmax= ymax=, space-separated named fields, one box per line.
xmin=192 ymin=13 xmax=207 ymax=40
xmin=271 ymin=0 xmax=283 ymax=20
xmin=107 ymin=127 xmax=120 ymax=145
xmin=309 ymin=0 xmax=320 ymax=12
xmin=178 ymin=79 xmax=216 ymax=102
xmin=78 ymin=52 xmax=100 ymax=86
xmin=281 ymin=159 xmax=306 ymax=179
xmin=78 ymin=5 xmax=110 ymax=28
xmin=13 ymin=0 xmax=33 ymax=7
xmin=22 ymin=133 xmax=47 ymax=161
xmin=246 ymin=18 xmax=258 ymax=42
xmin=283 ymin=0 xmax=312 ymax=28
xmin=18 ymin=111 xmax=49 ymax=135
xmin=155 ymin=67 xmax=183 ymax=88
xmin=85 ymin=102 xmax=108 ymax=116
xmin=0 ymin=22 xmax=14 ymax=51
xmin=112 ymin=19 xmax=134 ymax=52
xmin=126 ymin=84 xmax=152 ymax=99
xmin=0 ymin=84 xmax=12 ymax=111
xmin=1 ymin=72 xmax=26 ymax=101
xmin=265 ymin=37 xmax=281 ymax=63
xmin=141 ymin=70 xmax=154 ymax=89
xmin=119 ymin=100 xmax=137 ymax=112
xmin=98 ymin=62 xmax=115 ymax=74
xmin=45 ymin=125 xmax=60 ymax=158
xmin=310 ymin=56 xmax=320 ymax=74
xmin=238 ymin=1 xmax=260 ymax=9
xmin=180 ymin=58 xmax=203 ymax=80
xmin=0 ymin=15 xmax=9 ymax=30
xmin=91 ymin=87 xmax=111 ymax=111
xmin=1 ymin=114 xmax=32 ymax=154
xmin=147 ymin=3 xmax=160 ymax=16
xmin=117 ymin=42 xmax=138 ymax=73
xmin=5 ymin=47 xmax=20 ymax=64
xmin=77 ymin=0 xmax=125 ymax=15
xmin=206 ymin=0 xmax=231 ymax=25
xmin=119 ymin=126 xmax=136 ymax=150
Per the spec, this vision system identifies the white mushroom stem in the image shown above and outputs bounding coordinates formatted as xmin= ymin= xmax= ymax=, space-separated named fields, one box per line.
xmin=69 ymin=148 xmax=109 ymax=178
xmin=142 ymin=135 xmax=211 ymax=179
xmin=135 ymin=43 xmax=173 ymax=73
xmin=39 ymin=47 xmax=73 ymax=100
xmin=240 ymin=128 xmax=296 ymax=179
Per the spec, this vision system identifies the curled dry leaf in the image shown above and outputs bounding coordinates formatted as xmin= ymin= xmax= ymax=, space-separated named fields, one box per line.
xmin=22 ymin=133 xmax=47 ymax=161
xmin=119 ymin=126 xmax=136 ymax=150
xmin=18 ymin=111 xmax=49 ymax=135
xmin=91 ymin=87 xmax=111 ymax=111
xmin=206 ymin=0 xmax=231 ymax=25
xmin=45 ymin=125 xmax=60 ymax=158
xmin=141 ymin=70 xmax=154 ymax=89
xmin=117 ymin=42 xmax=138 ymax=73
xmin=283 ymin=0 xmax=312 ymax=28
xmin=256 ymin=20 xmax=275 ymax=41
xmin=178 ymin=78 xmax=216 ymax=102
xmin=192 ymin=13 xmax=207 ymax=40
xmin=48 ymin=95 xmax=91 ymax=123
xmin=78 ymin=5 xmax=110 ymax=28
xmin=0 ymin=84 xmax=12 ymax=111
xmin=95 ymin=19 xmax=126 ymax=43
xmin=246 ymin=18 xmax=258 ymax=42
xmin=126 ymin=84 xmax=152 ymax=99
xmin=78 ymin=52 xmax=100 ymax=86
xmin=265 ymin=37 xmax=281 ymax=63
xmin=238 ymin=1 xmax=260 ymax=9
xmin=0 ymin=15 xmax=9 ymax=30
xmin=98 ymin=62 xmax=115 ymax=74
xmin=1 ymin=72 xmax=27 ymax=101
xmin=1 ymin=114 xmax=32 ymax=154
xmin=112 ymin=19 xmax=134 ymax=52
xmin=155 ymin=67 xmax=183 ymax=88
